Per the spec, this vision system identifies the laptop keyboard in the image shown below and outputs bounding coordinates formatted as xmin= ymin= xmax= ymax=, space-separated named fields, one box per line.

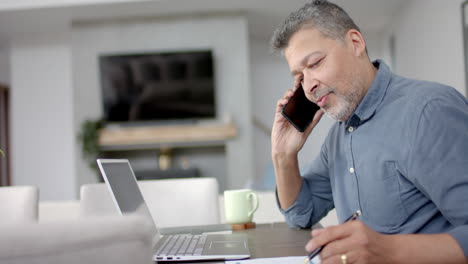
xmin=156 ymin=234 xmax=207 ymax=257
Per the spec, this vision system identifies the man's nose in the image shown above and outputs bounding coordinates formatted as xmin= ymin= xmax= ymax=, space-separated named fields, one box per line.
xmin=303 ymin=79 xmax=319 ymax=93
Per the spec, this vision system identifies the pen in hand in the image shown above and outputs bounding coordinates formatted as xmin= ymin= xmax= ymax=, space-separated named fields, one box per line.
xmin=304 ymin=210 xmax=362 ymax=264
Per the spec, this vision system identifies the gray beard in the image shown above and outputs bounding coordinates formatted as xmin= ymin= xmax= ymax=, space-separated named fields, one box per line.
xmin=314 ymin=82 xmax=363 ymax=121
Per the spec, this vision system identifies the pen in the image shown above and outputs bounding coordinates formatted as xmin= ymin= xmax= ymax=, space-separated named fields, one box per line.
xmin=304 ymin=210 xmax=362 ymax=264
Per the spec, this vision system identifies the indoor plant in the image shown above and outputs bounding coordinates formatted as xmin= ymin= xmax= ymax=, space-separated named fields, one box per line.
xmin=78 ymin=119 xmax=104 ymax=175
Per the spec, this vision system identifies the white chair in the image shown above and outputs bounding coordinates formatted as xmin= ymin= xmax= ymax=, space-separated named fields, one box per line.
xmin=0 ymin=185 xmax=38 ymax=223
xmin=80 ymin=177 xmax=221 ymax=228
xmin=39 ymin=200 xmax=80 ymax=221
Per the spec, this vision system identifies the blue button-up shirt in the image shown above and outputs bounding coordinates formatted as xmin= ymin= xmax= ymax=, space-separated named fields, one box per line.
xmin=278 ymin=60 xmax=468 ymax=257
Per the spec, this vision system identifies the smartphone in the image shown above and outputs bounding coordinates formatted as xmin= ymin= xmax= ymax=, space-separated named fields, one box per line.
xmin=281 ymin=84 xmax=321 ymax=132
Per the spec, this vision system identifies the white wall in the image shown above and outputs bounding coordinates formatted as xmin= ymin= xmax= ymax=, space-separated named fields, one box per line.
xmin=363 ymin=31 xmax=384 ymax=64
xmin=71 ymin=15 xmax=254 ymax=191
xmin=249 ymin=0 xmax=467 ymax=187
xmin=0 ymin=43 xmax=10 ymax=85
xmin=249 ymin=30 xmax=384 ymax=188
xmin=6 ymin=0 xmax=465 ymax=200
xmin=10 ymin=32 xmax=76 ymax=200
xmin=384 ymin=0 xmax=466 ymax=96
xmin=247 ymin=0 xmax=467 ymax=191
xmin=248 ymin=38 xmax=336 ymax=188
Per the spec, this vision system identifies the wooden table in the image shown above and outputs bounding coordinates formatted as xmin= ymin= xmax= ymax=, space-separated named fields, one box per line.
xmin=240 ymin=222 xmax=313 ymax=258
xmin=157 ymin=222 xmax=318 ymax=263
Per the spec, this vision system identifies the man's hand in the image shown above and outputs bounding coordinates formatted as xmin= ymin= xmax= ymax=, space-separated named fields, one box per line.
xmin=271 ymin=83 xmax=323 ymax=157
xmin=306 ymin=221 xmax=467 ymax=264
xmin=306 ymin=221 xmax=394 ymax=264
xmin=272 ymin=82 xmax=324 ymax=210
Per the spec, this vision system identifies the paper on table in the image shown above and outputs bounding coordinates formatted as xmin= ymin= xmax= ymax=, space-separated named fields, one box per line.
xmin=226 ymin=256 xmax=320 ymax=264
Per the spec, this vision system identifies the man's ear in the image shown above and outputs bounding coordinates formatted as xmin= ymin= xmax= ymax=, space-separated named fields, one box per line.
xmin=346 ymin=29 xmax=367 ymax=57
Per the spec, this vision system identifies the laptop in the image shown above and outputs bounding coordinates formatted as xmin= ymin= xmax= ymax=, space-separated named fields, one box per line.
xmin=96 ymin=159 xmax=250 ymax=262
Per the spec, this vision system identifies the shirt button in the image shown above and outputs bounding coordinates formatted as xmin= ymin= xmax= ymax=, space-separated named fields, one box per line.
xmin=349 ymin=167 xmax=355 ymax=174
xmin=348 ymin=126 xmax=354 ymax=133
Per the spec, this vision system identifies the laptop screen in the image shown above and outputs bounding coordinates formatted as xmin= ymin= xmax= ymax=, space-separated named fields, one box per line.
xmin=97 ymin=159 xmax=160 ymax=242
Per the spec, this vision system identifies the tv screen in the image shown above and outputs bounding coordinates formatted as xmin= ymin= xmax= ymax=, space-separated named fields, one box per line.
xmin=98 ymin=50 xmax=216 ymax=123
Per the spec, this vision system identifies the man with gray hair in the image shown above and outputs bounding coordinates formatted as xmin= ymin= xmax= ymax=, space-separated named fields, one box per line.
xmin=270 ymin=1 xmax=468 ymax=263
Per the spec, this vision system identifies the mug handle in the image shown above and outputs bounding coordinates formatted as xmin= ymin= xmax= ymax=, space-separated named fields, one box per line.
xmin=247 ymin=192 xmax=259 ymax=218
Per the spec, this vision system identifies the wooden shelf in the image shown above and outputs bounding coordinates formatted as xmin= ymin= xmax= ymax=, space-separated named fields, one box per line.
xmin=98 ymin=122 xmax=238 ymax=151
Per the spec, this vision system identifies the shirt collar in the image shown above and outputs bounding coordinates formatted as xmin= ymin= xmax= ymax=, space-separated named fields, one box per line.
xmin=346 ymin=60 xmax=392 ymax=127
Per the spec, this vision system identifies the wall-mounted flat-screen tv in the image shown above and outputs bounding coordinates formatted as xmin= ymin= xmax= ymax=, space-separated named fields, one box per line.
xmin=98 ymin=50 xmax=216 ymax=124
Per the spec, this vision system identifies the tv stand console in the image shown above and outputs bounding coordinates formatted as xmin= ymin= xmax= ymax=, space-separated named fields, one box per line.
xmin=97 ymin=122 xmax=237 ymax=188
xmin=98 ymin=122 xmax=237 ymax=151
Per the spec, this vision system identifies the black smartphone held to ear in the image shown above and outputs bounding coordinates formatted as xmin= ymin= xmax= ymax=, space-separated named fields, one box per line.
xmin=281 ymin=84 xmax=321 ymax=132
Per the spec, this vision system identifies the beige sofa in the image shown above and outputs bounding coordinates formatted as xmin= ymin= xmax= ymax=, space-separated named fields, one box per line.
xmin=0 ymin=186 xmax=153 ymax=264
xmin=0 ymin=215 xmax=154 ymax=264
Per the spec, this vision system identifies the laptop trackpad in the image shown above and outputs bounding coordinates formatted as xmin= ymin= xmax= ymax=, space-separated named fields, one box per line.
xmin=205 ymin=236 xmax=249 ymax=255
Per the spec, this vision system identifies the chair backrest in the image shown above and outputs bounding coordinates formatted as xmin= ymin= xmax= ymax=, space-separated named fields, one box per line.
xmin=0 ymin=185 xmax=38 ymax=223
xmin=80 ymin=177 xmax=221 ymax=228
xmin=219 ymin=191 xmax=286 ymax=224
xmin=39 ymin=200 xmax=80 ymax=221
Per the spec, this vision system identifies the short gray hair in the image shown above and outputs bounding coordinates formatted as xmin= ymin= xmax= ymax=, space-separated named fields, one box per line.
xmin=271 ymin=0 xmax=362 ymax=53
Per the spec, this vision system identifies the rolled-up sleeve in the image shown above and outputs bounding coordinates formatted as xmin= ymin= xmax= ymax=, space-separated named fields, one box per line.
xmin=276 ymin=142 xmax=334 ymax=229
xmin=408 ymin=90 xmax=468 ymax=258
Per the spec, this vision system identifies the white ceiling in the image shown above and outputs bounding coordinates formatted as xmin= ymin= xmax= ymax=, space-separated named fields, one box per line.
xmin=0 ymin=0 xmax=407 ymax=40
